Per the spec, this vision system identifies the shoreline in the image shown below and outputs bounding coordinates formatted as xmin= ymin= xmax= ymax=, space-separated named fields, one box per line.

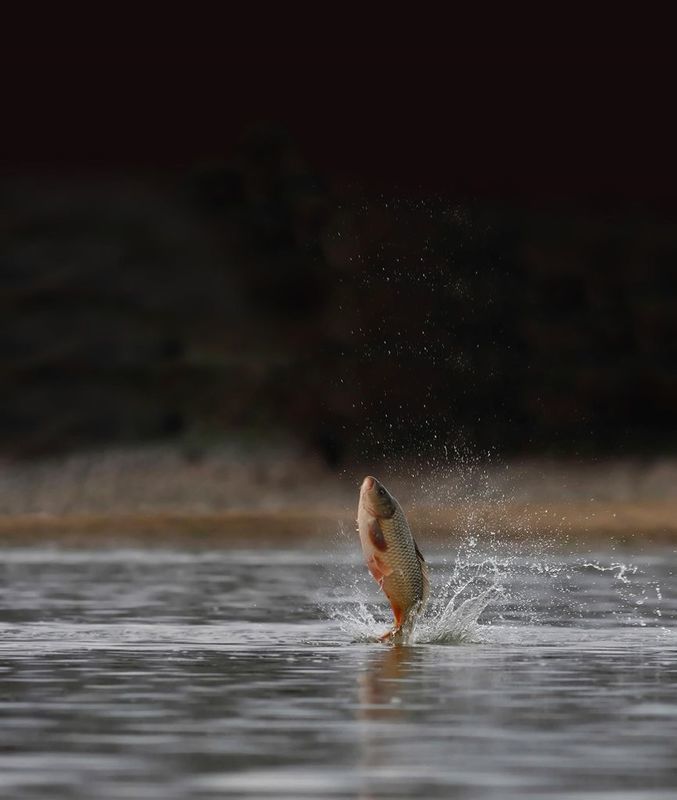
xmin=1 ymin=502 xmax=676 ymax=548
xmin=3 ymin=447 xmax=677 ymax=548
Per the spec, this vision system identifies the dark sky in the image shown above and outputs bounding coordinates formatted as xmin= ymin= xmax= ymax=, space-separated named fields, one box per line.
xmin=4 ymin=40 xmax=676 ymax=213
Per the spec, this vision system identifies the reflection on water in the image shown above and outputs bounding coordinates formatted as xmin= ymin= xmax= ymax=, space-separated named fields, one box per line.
xmin=360 ymin=645 xmax=414 ymax=714
xmin=358 ymin=647 xmax=414 ymax=800
xmin=0 ymin=547 xmax=676 ymax=798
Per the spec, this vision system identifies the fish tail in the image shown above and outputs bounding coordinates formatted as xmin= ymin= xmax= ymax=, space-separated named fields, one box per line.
xmin=377 ymin=626 xmax=400 ymax=642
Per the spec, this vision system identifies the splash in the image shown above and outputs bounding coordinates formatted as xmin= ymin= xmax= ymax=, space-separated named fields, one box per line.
xmin=327 ymin=544 xmax=664 ymax=645
xmin=415 ymin=565 xmax=503 ymax=643
xmin=328 ymin=453 xmax=664 ymax=645
xmin=331 ymin=556 xmax=504 ymax=645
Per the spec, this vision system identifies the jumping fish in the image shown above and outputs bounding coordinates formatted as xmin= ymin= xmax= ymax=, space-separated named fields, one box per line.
xmin=357 ymin=476 xmax=429 ymax=641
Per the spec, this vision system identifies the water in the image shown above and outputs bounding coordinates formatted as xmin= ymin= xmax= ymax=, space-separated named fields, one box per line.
xmin=1 ymin=545 xmax=676 ymax=799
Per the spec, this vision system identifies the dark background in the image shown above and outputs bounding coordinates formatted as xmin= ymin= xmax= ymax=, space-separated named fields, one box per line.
xmin=2 ymin=41 xmax=676 ymax=464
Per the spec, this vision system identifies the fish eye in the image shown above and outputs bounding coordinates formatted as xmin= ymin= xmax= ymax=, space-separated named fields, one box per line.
xmin=377 ymin=486 xmax=386 ymax=496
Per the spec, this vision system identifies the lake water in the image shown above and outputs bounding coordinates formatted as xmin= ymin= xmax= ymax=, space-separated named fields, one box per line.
xmin=0 ymin=544 xmax=676 ymax=799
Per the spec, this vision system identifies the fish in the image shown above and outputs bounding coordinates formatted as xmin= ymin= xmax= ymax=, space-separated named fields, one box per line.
xmin=357 ymin=475 xmax=429 ymax=641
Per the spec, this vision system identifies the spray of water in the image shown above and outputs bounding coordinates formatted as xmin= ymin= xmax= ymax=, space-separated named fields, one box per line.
xmin=327 ymin=543 xmax=665 ymax=645
xmin=329 ymin=547 xmax=505 ymax=645
xmin=325 ymin=201 xmax=670 ymax=644
xmin=326 ymin=453 xmax=666 ymax=644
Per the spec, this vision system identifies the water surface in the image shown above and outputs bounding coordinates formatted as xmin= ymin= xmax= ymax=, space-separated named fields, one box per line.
xmin=0 ymin=546 xmax=676 ymax=799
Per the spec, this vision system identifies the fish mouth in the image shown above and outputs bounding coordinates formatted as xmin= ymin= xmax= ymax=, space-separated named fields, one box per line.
xmin=360 ymin=476 xmax=383 ymax=517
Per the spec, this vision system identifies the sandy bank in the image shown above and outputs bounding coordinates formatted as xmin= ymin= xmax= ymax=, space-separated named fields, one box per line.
xmin=0 ymin=502 xmax=675 ymax=548
xmin=1 ymin=446 xmax=676 ymax=546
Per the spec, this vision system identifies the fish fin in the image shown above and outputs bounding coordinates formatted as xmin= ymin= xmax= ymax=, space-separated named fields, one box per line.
xmin=367 ymin=553 xmax=393 ymax=586
xmin=378 ymin=626 xmax=401 ymax=642
xmin=388 ymin=599 xmax=404 ymax=627
xmin=378 ymin=597 xmax=406 ymax=641
xmin=379 ymin=604 xmax=404 ymax=641
xmin=368 ymin=518 xmax=388 ymax=551
xmin=414 ymin=537 xmax=430 ymax=603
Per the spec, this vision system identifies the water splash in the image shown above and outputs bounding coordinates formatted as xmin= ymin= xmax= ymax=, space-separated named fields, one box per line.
xmin=581 ymin=561 xmax=638 ymax=582
xmin=330 ymin=556 xmax=504 ymax=645
xmin=416 ymin=560 xmax=503 ymax=643
xmin=327 ymin=543 xmax=666 ymax=645
xmin=327 ymin=456 xmax=666 ymax=645
xmin=415 ymin=583 xmax=500 ymax=643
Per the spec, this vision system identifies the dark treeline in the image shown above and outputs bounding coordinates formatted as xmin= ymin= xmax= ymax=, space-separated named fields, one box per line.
xmin=3 ymin=130 xmax=677 ymax=463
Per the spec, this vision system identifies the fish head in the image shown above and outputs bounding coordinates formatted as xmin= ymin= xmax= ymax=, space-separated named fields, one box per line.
xmin=360 ymin=475 xmax=396 ymax=519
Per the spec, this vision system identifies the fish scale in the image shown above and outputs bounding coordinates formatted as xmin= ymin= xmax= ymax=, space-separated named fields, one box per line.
xmin=379 ymin=502 xmax=427 ymax=611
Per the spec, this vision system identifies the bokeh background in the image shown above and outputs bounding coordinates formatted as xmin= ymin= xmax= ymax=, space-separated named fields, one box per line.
xmin=2 ymin=44 xmax=677 ymax=519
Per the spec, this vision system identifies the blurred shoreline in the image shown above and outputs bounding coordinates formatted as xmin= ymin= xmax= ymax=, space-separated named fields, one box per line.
xmin=2 ymin=445 xmax=677 ymax=547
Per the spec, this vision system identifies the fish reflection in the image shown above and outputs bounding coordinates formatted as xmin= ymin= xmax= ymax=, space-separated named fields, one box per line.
xmin=359 ymin=645 xmax=412 ymax=718
xmin=357 ymin=646 xmax=419 ymax=799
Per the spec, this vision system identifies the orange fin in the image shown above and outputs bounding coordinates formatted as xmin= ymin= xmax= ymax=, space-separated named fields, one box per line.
xmin=388 ymin=599 xmax=404 ymax=627
xmin=368 ymin=518 xmax=388 ymax=551
xmin=367 ymin=552 xmax=393 ymax=586
xmin=378 ymin=605 xmax=404 ymax=641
